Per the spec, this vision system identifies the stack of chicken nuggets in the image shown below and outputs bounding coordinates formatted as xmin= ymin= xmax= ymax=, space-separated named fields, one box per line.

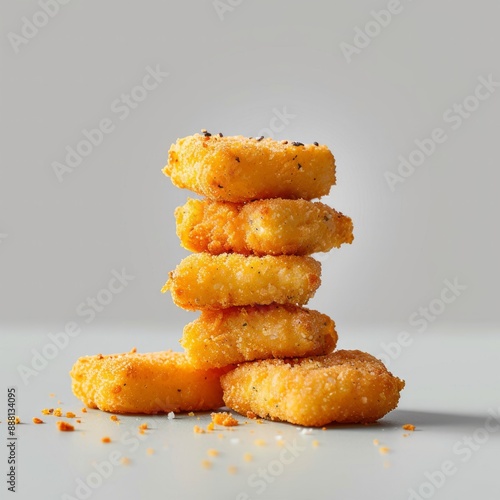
xmin=70 ymin=131 xmax=404 ymax=427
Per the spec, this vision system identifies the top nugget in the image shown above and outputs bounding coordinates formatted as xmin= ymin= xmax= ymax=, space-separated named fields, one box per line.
xmin=163 ymin=133 xmax=336 ymax=202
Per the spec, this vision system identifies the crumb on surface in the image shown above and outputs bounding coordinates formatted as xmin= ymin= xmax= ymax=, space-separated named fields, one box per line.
xmin=57 ymin=421 xmax=74 ymax=432
xmin=193 ymin=425 xmax=205 ymax=434
xmin=312 ymin=440 xmax=320 ymax=448
xmin=253 ymin=439 xmax=266 ymax=447
xmin=243 ymin=453 xmax=253 ymax=462
xmin=276 ymin=439 xmax=285 ymax=447
xmin=101 ymin=436 xmax=111 ymax=443
xmin=188 ymin=412 xmax=195 ymax=417
xmin=402 ymin=424 xmax=416 ymax=431
xmin=76 ymin=419 xmax=81 ymax=423
xmin=146 ymin=448 xmax=155 ymax=455
xmin=227 ymin=465 xmax=237 ymax=475
xmin=201 ymin=459 xmax=212 ymax=469
xmin=379 ymin=446 xmax=390 ymax=455
xmin=110 ymin=415 xmax=119 ymax=422
xmin=322 ymin=427 xmax=327 ymax=431
xmin=32 ymin=417 xmax=43 ymax=424
xmin=81 ymin=408 xmax=87 ymax=413
xmin=66 ymin=412 xmax=76 ymax=418
xmin=207 ymin=448 xmax=219 ymax=457
xmin=14 ymin=416 xmax=21 ymax=424
xmin=373 ymin=439 xmax=380 ymax=446
xmin=41 ymin=408 xmax=53 ymax=415
xmin=53 ymin=408 xmax=62 ymax=417
xmin=121 ymin=457 xmax=130 ymax=465
xmin=211 ymin=412 xmax=238 ymax=427
xmin=246 ymin=411 xmax=258 ymax=420
xmin=49 ymin=393 xmax=55 ymax=397
xmin=206 ymin=422 xmax=215 ymax=432
xmin=138 ymin=423 xmax=148 ymax=433
xmin=217 ymin=433 xmax=224 ymax=439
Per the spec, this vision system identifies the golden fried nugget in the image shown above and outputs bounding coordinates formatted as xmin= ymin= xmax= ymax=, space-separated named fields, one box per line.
xmin=70 ymin=351 xmax=227 ymax=414
xmin=221 ymin=350 xmax=405 ymax=427
xmin=176 ymin=198 xmax=354 ymax=256
xmin=182 ymin=305 xmax=337 ymax=368
xmin=163 ymin=134 xmax=335 ymax=202
xmin=162 ymin=253 xmax=321 ymax=310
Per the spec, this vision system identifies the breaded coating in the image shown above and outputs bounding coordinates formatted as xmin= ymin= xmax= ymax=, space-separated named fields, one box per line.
xmin=182 ymin=305 xmax=337 ymax=368
xmin=221 ymin=350 xmax=405 ymax=427
xmin=176 ymin=198 xmax=354 ymax=256
xmin=162 ymin=253 xmax=321 ymax=310
xmin=163 ymin=134 xmax=335 ymax=202
xmin=70 ymin=351 xmax=227 ymax=414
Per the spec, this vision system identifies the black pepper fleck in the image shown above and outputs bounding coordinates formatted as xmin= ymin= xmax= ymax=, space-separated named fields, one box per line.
xmin=218 ymin=184 xmax=224 ymax=188
xmin=218 ymin=132 xmax=223 ymax=137
xmin=297 ymin=163 xmax=302 ymax=170
xmin=292 ymin=141 xmax=304 ymax=146
xmin=256 ymin=136 xmax=264 ymax=141
xmin=235 ymin=156 xmax=240 ymax=162
xmin=313 ymin=141 xmax=319 ymax=146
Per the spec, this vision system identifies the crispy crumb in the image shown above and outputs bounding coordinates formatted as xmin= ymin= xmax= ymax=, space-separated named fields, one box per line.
xmin=243 ymin=453 xmax=253 ymax=462
xmin=121 ymin=457 xmax=130 ymax=465
xmin=130 ymin=347 xmax=137 ymax=353
xmin=49 ymin=393 xmax=55 ymax=397
xmin=402 ymin=424 xmax=416 ymax=431
xmin=379 ymin=446 xmax=390 ymax=455
xmin=81 ymin=408 xmax=87 ymax=413
xmin=32 ymin=417 xmax=43 ymax=424
xmin=255 ymin=419 xmax=264 ymax=425
xmin=101 ymin=436 xmax=111 ymax=443
xmin=146 ymin=448 xmax=155 ymax=455
xmin=66 ymin=412 xmax=76 ymax=418
xmin=373 ymin=439 xmax=380 ymax=446
xmin=58 ymin=400 xmax=62 ymax=405
xmin=276 ymin=439 xmax=285 ymax=447
xmin=138 ymin=423 xmax=148 ymax=433
xmin=14 ymin=416 xmax=21 ymax=424
xmin=53 ymin=408 xmax=62 ymax=417
xmin=227 ymin=466 xmax=237 ymax=475
xmin=322 ymin=427 xmax=327 ymax=431
xmin=312 ymin=440 xmax=320 ymax=448
xmin=41 ymin=408 xmax=53 ymax=415
xmin=253 ymin=439 xmax=266 ymax=447
xmin=211 ymin=412 xmax=239 ymax=427
xmin=207 ymin=448 xmax=219 ymax=457
xmin=188 ymin=412 xmax=195 ymax=417
xmin=201 ymin=459 xmax=212 ymax=469
xmin=193 ymin=425 xmax=205 ymax=434
xmin=110 ymin=415 xmax=119 ymax=422
xmin=206 ymin=422 xmax=215 ymax=432
xmin=217 ymin=433 xmax=225 ymax=439
xmin=57 ymin=421 xmax=74 ymax=432
xmin=76 ymin=419 xmax=81 ymax=423
xmin=246 ymin=411 xmax=258 ymax=419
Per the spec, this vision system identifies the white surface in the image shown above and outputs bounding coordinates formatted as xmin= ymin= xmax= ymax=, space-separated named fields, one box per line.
xmin=2 ymin=326 xmax=499 ymax=500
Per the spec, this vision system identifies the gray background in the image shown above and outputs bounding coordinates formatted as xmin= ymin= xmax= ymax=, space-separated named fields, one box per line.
xmin=1 ymin=0 xmax=499 ymax=334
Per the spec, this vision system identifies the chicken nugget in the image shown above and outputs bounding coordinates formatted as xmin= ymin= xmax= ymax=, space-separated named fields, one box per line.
xmin=221 ymin=350 xmax=405 ymax=427
xmin=163 ymin=133 xmax=335 ymax=202
xmin=162 ymin=253 xmax=321 ymax=310
xmin=182 ymin=305 xmax=337 ymax=368
xmin=175 ymin=198 xmax=354 ymax=256
xmin=70 ymin=350 xmax=227 ymax=414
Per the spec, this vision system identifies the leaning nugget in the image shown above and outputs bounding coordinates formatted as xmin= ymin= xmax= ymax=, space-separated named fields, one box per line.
xmin=164 ymin=133 xmax=335 ymax=202
xmin=221 ymin=350 xmax=405 ymax=427
xmin=70 ymin=350 xmax=227 ymax=414
xmin=162 ymin=253 xmax=321 ymax=310
xmin=176 ymin=198 xmax=354 ymax=256
xmin=182 ymin=305 xmax=337 ymax=368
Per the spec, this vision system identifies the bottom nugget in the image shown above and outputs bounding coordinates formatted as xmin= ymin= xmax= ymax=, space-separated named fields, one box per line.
xmin=70 ymin=350 xmax=228 ymax=414
xmin=221 ymin=350 xmax=405 ymax=427
xmin=182 ymin=305 xmax=337 ymax=368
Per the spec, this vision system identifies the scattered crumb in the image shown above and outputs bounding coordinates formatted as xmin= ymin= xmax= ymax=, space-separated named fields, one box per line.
xmin=110 ymin=415 xmax=119 ymax=422
xmin=211 ymin=412 xmax=238 ymax=427
xmin=129 ymin=347 xmax=137 ymax=353
xmin=206 ymin=422 xmax=215 ymax=432
xmin=227 ymin=465 xmax=237 ymax=475
xmin=66 ymin=412 xmax=76 ymax=419
xmin=146 ymin=448 xmax=155 ymax=455
xmin=49 ymin=393 xmax=55 ymax=397
xmin=167 ymin=411 xmax=175 ymax=420
xmin=402 ymin=424 xmax=416 ymax=431
xmin=81 ymin=408 xmax=87 ymax=413
xmin=57 ymin=421 xmax=74 ymax=432
xmin=32 ymin=417 xmax=43 ymax=424
xmin=41 ymin=408 xmax=53 ymax=415
xmin=255 ymin=419 xmax=264 ymax=425
xmin=253 ymin=439 xmax=266 ymax=447
xmin=207 ymin=449 xmax=219 ymax=457
xmin=76 ymin=420 xmax=81 ymax=424
xmin=121 ymin=457 xmax=130 ymax=465
xmin=188 ymin=412 xmax=195 ymax=417
xmin=14 ymin=416 xmax=21 ymax=424
xmin=379 ymin=446 xmax=390 ymax=455
xmin=101 ymin=437 xmax=111 ymax=443
xmin=53 ymin=408 xmax=62 ymax=417
xmin=58 ymin=400 xmax=62 ymax=405
xmin=373 ymin=439 xmax=380 ymax=446
xmin=312 ymin=440 xmax=320 ymax=448
xmin=322 ymin=427 xmax=327 ymax=431
xmin=217 ymin=433 xmax=225 ymax=439
xmin=246 ymin=411 xmax=257 ymax=419
xmin=243 ymin=453 xmax=253 ymax=462
xmin=193 ymin=425 xmax=205 ymax=434
xmin=201 ymin=459 xmax=212 ymax=469
xmin=276 ymin=439 xmax=285 ymax=447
